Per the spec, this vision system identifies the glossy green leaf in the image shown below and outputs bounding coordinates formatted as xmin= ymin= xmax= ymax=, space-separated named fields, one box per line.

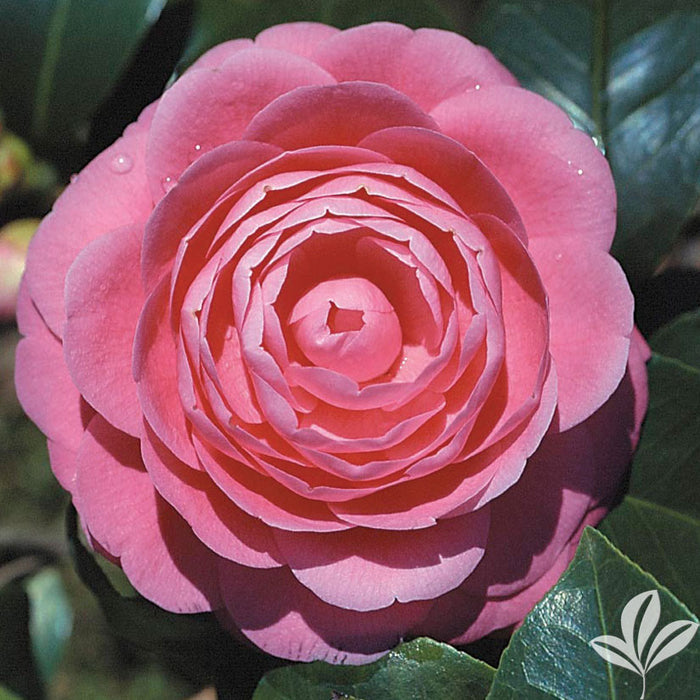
xmin=25 ymin=568 xmax=73 ymax=684
xmin=649 ymin=308 xmax=700 ymax=370
xmin=625 ymin=354 xmax=700 ymax=522
xmin=0 ymin=582 xmax=44 ymax=699
xmin=253 ymin=637 xmax=495 ymax=700
xmin=474 ymin=1 xmax=700 ymax=286
xmin=488 ymin=528 xmax=700 ymax=699
xmin=180 ymin=0 xmax=456 ymax=70
xmin=0 ymin=0 xmax=168 ymax=153
xmin=598 ymin=351 xmax=700 ymax=614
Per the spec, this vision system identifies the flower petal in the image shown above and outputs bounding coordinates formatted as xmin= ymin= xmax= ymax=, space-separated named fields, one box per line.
xmin=64 ymin=225 xmax=144 ymax=437
xmin=74 ymin=414 xmax=222 ymax=612
xmin=432 ymin=86 xmax=616 ymax=250
xmin=243 ymin=81 xmax=438 ymax=149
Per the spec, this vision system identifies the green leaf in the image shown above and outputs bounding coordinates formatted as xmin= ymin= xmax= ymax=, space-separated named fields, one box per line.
xmin=474 ymin=1 xmax=700 ymax=286
xmin=625 ymin=354 xmax=700 ymax=522
xmin=180 ymin=0 xmax=456 ymax=70
xmin=25 ymin=568 xmax=73 ymax=685
xmin=253 ymin=637 xmax=495 ymax=700
xmin=488 ymin=528 xmax=700 ymax=699
xmin=0 ymin=0 xmax=168 ymax=154
xmin=649 ymin=308 xmax=700 ymax=370
xmin=598 ymin=352 xmax=700 ymax=614
xmin=0 ymin=582 xmax=44 ymax=699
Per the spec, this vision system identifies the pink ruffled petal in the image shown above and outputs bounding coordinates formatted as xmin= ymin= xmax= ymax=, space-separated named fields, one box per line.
xmin=243 ymin=81 xmax=438 ymax=149
xmin=74 ymin=414 xmax=221 ymax=612
xmin=217 ymin=561 xmax=433 ymax=663
xmin=146 ymin=48 xmax=334 ymax=197
xmin=273 ymin=509 xmax=489 ymax=612
xmin=141 ymin=139 xmax=282 ymax=294
xmin=63 ymin=225 xmax=144 ymax=437
xmin=529 ymin=236 xmax=633 ymax=431
xmin=140 ymin=424 xmax=284 ymax=568
xmin=187 ymin=38 xmax=253 ymax=72
xmin=312 ymin=23 xmax=517 ymax=111
xmin=14 ymin=323 xmax=89 ymax=490
xmin=133 ymin=277 xmax=199 ymax=465
xmin=432 ymin=86 xmax=616 ymax=251
xmin=256 ymin=22 xmax=340 ymax=58
xmin=358 ymin=126 xmax=525 ymax=239
xmin=22 ymin=104 xmax=155 ymax=337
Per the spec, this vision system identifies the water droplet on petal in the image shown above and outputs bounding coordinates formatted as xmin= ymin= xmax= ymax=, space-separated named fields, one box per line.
xmin=69 ymin=173 xmax=78 ymax=183
xmin=194 ymin=144 xmax=202 ymax=151
xmin=555 ymin=253 xmax=563 ymax=261
xmin=111 ymin=153 xmax=133 ymax=174
xmin=577 ymin=168 xmax=584 ymax=176
xmin=162 ymin=176 xmax=175 ymax=193
xmin=474 ymin=84 xmax=481 ymax=90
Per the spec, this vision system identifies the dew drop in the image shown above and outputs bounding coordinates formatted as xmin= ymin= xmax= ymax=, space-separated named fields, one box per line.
xmin=555 ymin=253 xmax=563 ymax=261
xmin=194 ymin=143 xmax=202 ymax=151
xmin=69 ymin=173 xmax=78 ymax=183
xmin=262 ymin=184 xmax=272 ymax=193
xmin=474 ymin=84 xmax=481 ymax=90
xmin=111 ymin=153 xmax=133 ymax=174
xmin=577 ymin=168 xmax=584 ymax=176
xmin=162 ymin=176 xmax=176 ymax=193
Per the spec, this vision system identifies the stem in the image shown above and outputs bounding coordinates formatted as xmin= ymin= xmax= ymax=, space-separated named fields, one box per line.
xmin=640 ymin=671 xmax=646 ymax=699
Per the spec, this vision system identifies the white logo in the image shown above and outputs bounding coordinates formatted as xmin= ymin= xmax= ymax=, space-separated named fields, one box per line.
xmin=589 ymin=589 xmax=698 ymax=699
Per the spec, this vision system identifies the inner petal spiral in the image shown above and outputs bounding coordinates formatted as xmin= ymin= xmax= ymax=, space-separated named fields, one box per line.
xmin=289 ymin=277 xmax=401 ymax=383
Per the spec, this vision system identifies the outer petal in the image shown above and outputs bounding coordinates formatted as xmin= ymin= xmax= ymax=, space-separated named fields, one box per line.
xmin=22 ymin=105 xmax=155 ymax=336
xmin=273 ymin=509 xmax=489 ymax=612
xmin=14 ymin=290 xmax=90 ymax=489
xmin=256 ymin=22 xmax=341 ymax=58
xmin=312 ymin=23 xmax=517 ymax=111
xmin=74 ymin=414 xmax=222 ymax=612
xmin=242 ymin=81 xmax=438 ymax=149
xmin=217 ymin=561 xmax=433 ymax=663
xmin=146 ymin=48 xmax=335 ymax=197
xmin=432 ymin=86 xmax=616 ymax=251
xmin=530 ymin=236 xmax=633 ymax=430
xmin=63 ymin=224 xmax=144 ymax=437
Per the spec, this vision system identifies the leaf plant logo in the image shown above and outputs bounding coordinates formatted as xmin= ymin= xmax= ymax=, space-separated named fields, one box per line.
xmin=589 ymin=590 xmax=698 ymax=699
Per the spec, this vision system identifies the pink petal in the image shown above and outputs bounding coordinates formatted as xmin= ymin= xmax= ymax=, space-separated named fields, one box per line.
xmin=74 ymin=414 xmax=221 ymax=612
xmin=141 ymin=139 xmax=282 ymax=294
xmin=358 ymin=127 xmax=525 ymax=239
xmin=14 ymin=320 xmax=89 ymax=490
xmin=217 ymin=561 xmax=433 ymax=663
xmin=146 ymin=48 xmax=334 ymax=198
xmin=63 ymin=225 xmax=144 ymax=437
xmin=22 ymin=104 xmax=155 ymax=337
xmin=529 ymin=236 xmax=633 ymax=430
xmin=432 ymin=86 xmax=616 ymax=251
xmin=242 ymin=81 xmax=438 ymax=149
xmin=187 ymin=38 xmax=253 ymax=72
xmin=140 ymin=424 xmax=284 ymax=568
xmin=193 ymin=435 xmax=352 ymax=533
xmin=133 ymin=276 xmax=199 ymax=466
xmin=256 ymin=22 xmax=341 ymax=58
xmin=273 ymin=509 xmax=489 ymax=612
xmin=312 ymin=23 xmax=517 ymax=112
xmin=290 ymin=277 xmax=402 ymax=383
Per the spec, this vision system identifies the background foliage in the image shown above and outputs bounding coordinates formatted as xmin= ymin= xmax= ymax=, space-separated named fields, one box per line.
xmin=0 ymin=0 xmax=698 ymax=698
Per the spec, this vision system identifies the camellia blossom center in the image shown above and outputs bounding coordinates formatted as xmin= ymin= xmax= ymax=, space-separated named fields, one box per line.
xmin=289 ymin=276 xmax=402 ymax=382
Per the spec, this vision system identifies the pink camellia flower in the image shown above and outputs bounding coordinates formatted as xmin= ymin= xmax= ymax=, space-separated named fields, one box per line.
xmin=15 ymin=22 xmax=649 ymax=663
